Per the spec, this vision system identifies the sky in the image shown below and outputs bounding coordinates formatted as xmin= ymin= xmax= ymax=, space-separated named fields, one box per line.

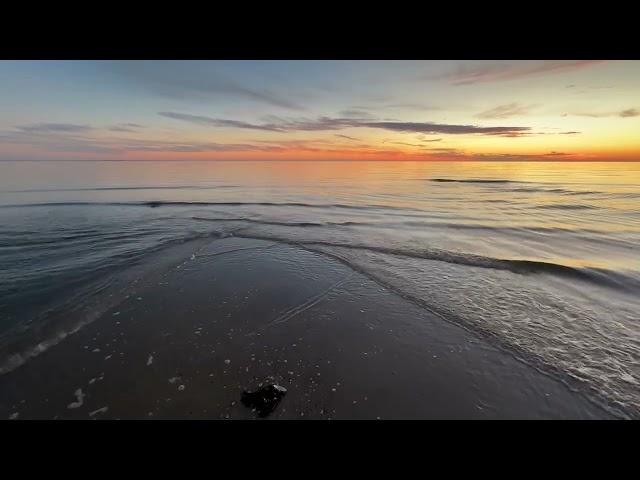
xmin=0 ymin=60 xmax=639 ymax=161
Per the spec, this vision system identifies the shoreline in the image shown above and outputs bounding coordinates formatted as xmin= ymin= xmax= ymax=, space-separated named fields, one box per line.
xmin=0 ymin=237 xmax=615 ymax=419
xmin=0 ymin=236 xmax=215 ymax=376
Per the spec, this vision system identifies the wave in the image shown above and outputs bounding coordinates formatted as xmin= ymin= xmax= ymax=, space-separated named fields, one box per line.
xmin=400 ymin=222 xmax=618 ymax=236
xmin=429 ymin=179 xmax=606 ymax=197
xmin=428 ymin=179 xmax=612 ymax=197
xmin=508 ymin=187 xmax=603 ymax=195
xmin=0 ymin=232 xmax=224 ymax=376
xmin=190 ymin=215 xmax=625 ymax=236
xmin=229 ymin=233 xmax=639 ymax=292
xmin=0 ymin=200 xmax=417 ymax=212
xmin=535 ymin=204 xmax=597 ymax=210
xmin=144 ymin=201 xmax=410 ymax=211
xmin=429 ymin=178 xmax=518 ymax=184
xmin=300 ymin=243 xmax=638 ymax=419
xmin=0 ymin=185 xmax=239 ymax=194
xmin=192 ymin=216 xmax=363 ymax=228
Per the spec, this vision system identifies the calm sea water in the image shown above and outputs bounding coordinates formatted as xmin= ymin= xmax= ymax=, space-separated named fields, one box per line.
xmin=0 ymin=161 xmax=639 ymax=417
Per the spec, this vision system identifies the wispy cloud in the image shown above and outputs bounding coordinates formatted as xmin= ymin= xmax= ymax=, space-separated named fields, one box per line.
xmin=111 ymin=61 xmax=305 ymax=111
xmin=16 ymin=123 xmax=93 ymax=133
xmin=349 ymin=103 xmax=439 ymax=112
xmin=1 ymin=128 xmax=120 ymax=154
xmin=383 ymin=103 xmax=439 ymax=111
xmin=424 ymin=147 xmax=464 ymax=154
xmin=542 ymin=151 xmax=572 ymax=156
xmin=335 ymin=134 xmax=360 ymax=141
xmin=122 ymin=141 xmax=285 ymax=153
xmin=1 ymin=126 xmax=289 ymax=155
xmin=0 ymin=122 xmax=588 ymax=162
xmin=475 ymin=103 xmax=536 ymax=119
xmin=13 ymin=122 xmax=147 ymax=136
xmin=437 ymin=61 xmax=606 ymax=86
xmin=338 ymin=109 xmax=375 ymax=119
xmin=158 ymin=112 xmax=285 ymax=132
xmin=463 ymin=151 xmax=577 ymax=161
xmin=568 ymin=108 xmax=639 ymax=118
xmin=386 ymin=141 xmax=426 ymax=148
xmin=159 ymin=112 xmax=532 ymax=137
xmin=359 ymin=121 xmax=530 ymax=136
xmin=108 ymin=123 xmax=145 ymax=132
xmin=620 ymin=108 xmax=639 ymax=118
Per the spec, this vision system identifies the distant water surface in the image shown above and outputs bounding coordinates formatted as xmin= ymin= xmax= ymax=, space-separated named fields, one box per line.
xmin=0 ymin=160 xmax=638 ymax=417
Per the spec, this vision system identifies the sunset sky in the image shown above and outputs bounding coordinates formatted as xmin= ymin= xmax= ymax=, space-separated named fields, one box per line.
xmin=1 ymin=60 xmax=639 ymax=161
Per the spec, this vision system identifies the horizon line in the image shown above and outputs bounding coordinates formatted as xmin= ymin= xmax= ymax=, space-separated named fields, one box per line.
xmin=2 ymin=159 xmax=640 ymax=163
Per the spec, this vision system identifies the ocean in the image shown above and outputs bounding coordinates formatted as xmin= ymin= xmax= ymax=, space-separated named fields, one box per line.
xmin=0 ymin=160 xmax=638 ymax=417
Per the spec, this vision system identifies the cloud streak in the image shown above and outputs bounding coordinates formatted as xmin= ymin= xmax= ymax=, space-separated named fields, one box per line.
xmin=568 ymin=108 xmax=639 ymax=118
xmin=159 ymin=111 xmax=532 ymax=137
xmin=620 ymin=108 xmax=639 ymax=117
xmin=16 ymin=123 xmax=93 ymax=133
xmin=108 ymin=123 xmax=145 ymax=132
xmin=1 ymin=127 xmax=289 ymax=155
xmin=158 ymin=112 xmax=285 ymax=131
xmin=360 ymin=121 xmax=530 ymax=136
xmin=111 ymin=61 xmax=305 ymax=111
xmin=476 ymin=103 xmax=536 ymax=119
xmin=437 ymin=61 xmax=606 ymax=86
xmin=338 ymin=109 xmax=375 ymax=119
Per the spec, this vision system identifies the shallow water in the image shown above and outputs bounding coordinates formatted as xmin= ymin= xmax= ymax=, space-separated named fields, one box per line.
xmin=0 ymin=160 xmax=638 ymax=417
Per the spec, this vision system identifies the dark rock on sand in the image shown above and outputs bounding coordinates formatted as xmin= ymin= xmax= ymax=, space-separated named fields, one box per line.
xmin=241 ymin=384 xmax=287 ymax=418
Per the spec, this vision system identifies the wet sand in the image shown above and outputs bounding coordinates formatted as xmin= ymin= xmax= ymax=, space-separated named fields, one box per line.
xmin=0 ymin=237 xmax=613 ymax=419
